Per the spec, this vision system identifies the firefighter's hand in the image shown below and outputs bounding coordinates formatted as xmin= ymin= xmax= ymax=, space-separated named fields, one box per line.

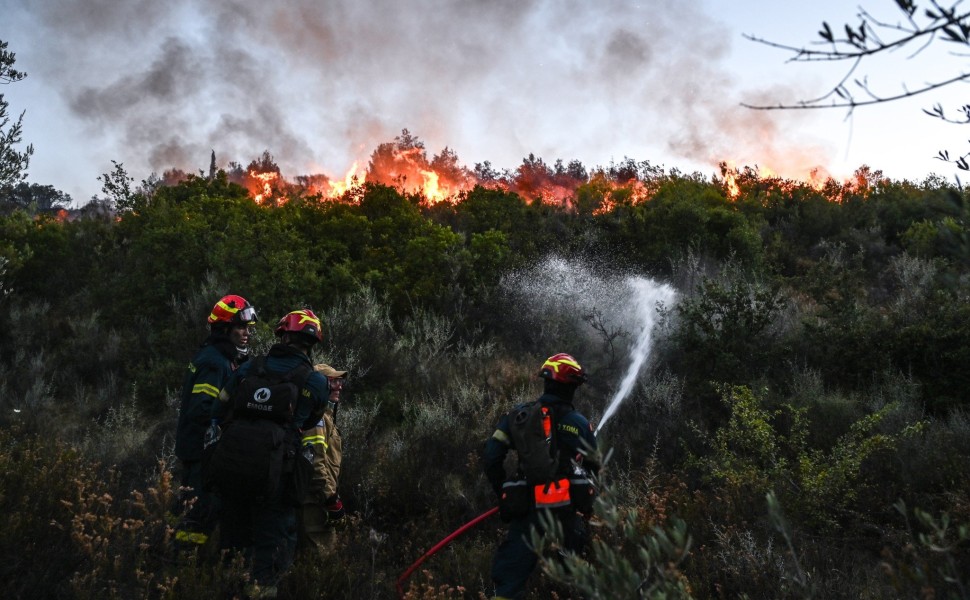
xmin=325 ymin=494 xmax=345 ymax=523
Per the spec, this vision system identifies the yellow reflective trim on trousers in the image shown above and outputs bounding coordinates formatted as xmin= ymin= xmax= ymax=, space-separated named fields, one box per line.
xmin=302 ymin=434 xmax=328 ymax=449
xmin=175 ymin=530 xmax=208 ymax=545
xmin=192 ymin=383 xmax=220 ymax=397
xmin=492 ymin=429 xmax=510 ymax=445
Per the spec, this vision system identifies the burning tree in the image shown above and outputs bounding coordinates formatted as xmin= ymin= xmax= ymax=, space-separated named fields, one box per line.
xmin=366 ymin=129 xmax=476 ymax=203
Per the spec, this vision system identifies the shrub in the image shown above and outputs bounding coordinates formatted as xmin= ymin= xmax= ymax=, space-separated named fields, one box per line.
xmin=880 ymin=501 xmax=970 ymax=599
xmin=690 ymin=385 xmax=925 ymax=529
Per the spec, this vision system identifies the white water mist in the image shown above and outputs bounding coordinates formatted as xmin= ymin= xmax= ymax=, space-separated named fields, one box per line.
xmin=595 ymin=277 xmax=676 ymax=434
xmin=501 ymin=256 xmax=677 ymax=435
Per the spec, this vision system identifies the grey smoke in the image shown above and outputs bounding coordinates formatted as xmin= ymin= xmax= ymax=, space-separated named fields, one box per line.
xmin=11 ymin=0 xmax=824 ymax=183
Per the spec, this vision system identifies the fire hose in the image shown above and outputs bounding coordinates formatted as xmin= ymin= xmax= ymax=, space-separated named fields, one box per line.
xmin=396 ymin=506 xmax=499 ymax=599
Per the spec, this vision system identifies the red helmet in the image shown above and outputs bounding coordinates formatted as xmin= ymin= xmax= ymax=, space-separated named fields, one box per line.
xmin=539 ymin=353 xmax=587 ymax=385
xmin=275 ymin=309 xmax=323 ymax=343
xmin=208 ymin=295 xmax=258 ymax=326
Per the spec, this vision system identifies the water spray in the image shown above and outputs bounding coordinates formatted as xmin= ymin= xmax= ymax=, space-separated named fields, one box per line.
xmin=594 ymin=277 xmax=676 ymax=435
xmin=502 ymin=256 xmax=677 ymax=436
xmin=398 ymin=258 xmax=675 ymax=595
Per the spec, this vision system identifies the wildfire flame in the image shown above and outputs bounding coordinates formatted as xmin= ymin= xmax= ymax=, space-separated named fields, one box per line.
xmin=419 ymin=169 xmax=444 ymax=203
xmin=249 ymin=170 xmax=281 ymax=205
xmin=719 ymin=160 xmax=855 ymax=201
xmin=228 ymin=132 xmax=873 ymax=209
xmin=325 ymin=161 xmax=366 ymax=198
xmin=365 ymin=145 xmax=477 ymax=202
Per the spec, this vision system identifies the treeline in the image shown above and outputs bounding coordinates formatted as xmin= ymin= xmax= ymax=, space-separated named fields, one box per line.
xmin=0 ymin=165 xmax=968 ymax=598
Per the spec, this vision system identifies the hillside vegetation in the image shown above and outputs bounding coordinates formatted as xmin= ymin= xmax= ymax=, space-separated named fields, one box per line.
xmin=1 ymin=164 xmax=968 ymax=599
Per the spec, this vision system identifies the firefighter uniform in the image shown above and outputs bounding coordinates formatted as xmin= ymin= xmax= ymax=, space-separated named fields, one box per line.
xmin=296 ymin=363 xmax=347 ymax=554
xmin=173 ymin=337 xmax=240 ymax=545
xmin=484 ymin=392 xmax=598 ymax=599
xmin=214 ymin=343 xmax=329 ymax=590
xmin=297 ymin=409 xmax=343 ymax=552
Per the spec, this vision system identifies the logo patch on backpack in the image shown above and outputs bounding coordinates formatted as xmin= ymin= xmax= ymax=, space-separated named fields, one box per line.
xmin=231 ymin=357 xmax=310 ymax=423
xmin=508 ymin=401 xmax=560 ymax=484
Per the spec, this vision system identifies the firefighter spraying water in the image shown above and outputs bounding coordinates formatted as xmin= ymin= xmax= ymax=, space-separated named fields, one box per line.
xmin=398 ymin=258 xmax=676 ymax=598
xmin=502 ymin=256 xmax=677 ymax=435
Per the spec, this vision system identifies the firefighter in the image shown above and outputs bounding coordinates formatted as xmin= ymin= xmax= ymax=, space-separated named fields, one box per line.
xmin=212 ymin=309 xmax=330 ymax=598
xmin=173 ymin=294 xmax=257 ymax=547
xmin=483 ymin=353 xmax=598 ymax=600
xmin=296 ymin=363 xmax=348 ymax=555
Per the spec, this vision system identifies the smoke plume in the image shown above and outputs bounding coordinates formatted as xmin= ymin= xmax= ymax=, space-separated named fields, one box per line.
xmin=11 ymin=0 xmax=830 ymax=185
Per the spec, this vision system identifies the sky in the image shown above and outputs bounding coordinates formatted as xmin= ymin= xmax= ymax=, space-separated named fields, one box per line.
xmin=3 ymin=0 xmax=969 ymax=204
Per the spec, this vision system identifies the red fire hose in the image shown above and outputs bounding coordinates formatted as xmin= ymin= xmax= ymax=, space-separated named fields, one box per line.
xmin=396 ymin=506 xmax=500 ymax=598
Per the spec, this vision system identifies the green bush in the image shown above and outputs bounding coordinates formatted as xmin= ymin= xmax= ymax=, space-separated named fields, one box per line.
xmin=2 ymin=160 xmax=970 ymax=597
xmin=690 ymin=385 xmax=924 ymax=529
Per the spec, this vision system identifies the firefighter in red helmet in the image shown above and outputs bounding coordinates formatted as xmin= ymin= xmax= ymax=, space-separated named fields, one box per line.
xmin=211 ymin=308 xmax=330 ymax=597
xmin=173 ymin=294 xmax=258 ymax=548
xmin=483 ymin=353 xmax=598 ymax=600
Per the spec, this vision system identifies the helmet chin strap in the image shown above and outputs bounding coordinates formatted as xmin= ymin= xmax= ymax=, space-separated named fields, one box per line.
xmin=236 ymin=345 xmax=250 ymax=359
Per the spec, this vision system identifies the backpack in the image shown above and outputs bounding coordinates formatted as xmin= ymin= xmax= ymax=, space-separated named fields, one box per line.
xmin=205 ymin=357 xmax=312 ymax=500
xmin=230 ymin=356 xmax=312 ymax=424
xmin=508 ymin=400 xmax=560 ymax=484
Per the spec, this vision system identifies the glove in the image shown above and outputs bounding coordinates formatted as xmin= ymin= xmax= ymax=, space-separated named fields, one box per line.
xmin=203 ymin=420 xmax=221 ymax=450
xmin=325 ymin=494 xmax=345 ymax=523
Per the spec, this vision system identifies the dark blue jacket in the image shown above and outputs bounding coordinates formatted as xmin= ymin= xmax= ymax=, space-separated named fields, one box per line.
xmin=175 ymin=337 xmax=239 ymax=462
xmin=483 ymin=392 xmax=597 ymax=496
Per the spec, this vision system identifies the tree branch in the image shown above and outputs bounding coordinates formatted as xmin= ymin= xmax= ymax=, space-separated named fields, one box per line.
xmin=742 ymin=70 xmax=970 ymax=110
xmin=744 ymin=6 xmax=970 ymax=63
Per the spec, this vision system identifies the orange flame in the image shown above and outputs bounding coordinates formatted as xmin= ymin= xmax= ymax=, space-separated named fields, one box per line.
xmin=364 ymin=145 xmax=477 ymax=204
xmin=720 ymin=160 xmax=838 ymax=201
xmin=249 ymin=170 xmax=281 ymax=205
xmin=227 ymin=132 xmax=872 ymax=209
xmin=326 ymin=161 xmax=366 ymax=198
xmin=724 ymin=170 xmax=741 ymax=200
xmin=420 ymin=169 xmax=444 ymax=203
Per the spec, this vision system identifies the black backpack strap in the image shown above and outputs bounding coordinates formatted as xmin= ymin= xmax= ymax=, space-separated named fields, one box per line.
xmin=550 ymin=402 xmax=580 ymax=473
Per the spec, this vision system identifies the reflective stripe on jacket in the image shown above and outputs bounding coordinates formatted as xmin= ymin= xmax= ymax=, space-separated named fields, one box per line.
xmin=300 ymin=411 xmax=342 ymax=502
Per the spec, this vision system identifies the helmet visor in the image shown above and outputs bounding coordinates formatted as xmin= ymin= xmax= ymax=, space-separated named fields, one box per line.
xmin=237 ymin=306 xmax=258 ymax=324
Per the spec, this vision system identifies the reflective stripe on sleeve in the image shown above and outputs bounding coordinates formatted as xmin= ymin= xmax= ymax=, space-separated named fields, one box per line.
xmin=192 ymin=383 xmax=220 ymax=398
xmin=491 ymin=429 xmax=510 ymax=445
xmin=302 ymin=433 xmax=328 ymax=449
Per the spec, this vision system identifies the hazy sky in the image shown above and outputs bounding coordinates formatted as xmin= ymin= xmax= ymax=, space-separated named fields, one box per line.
xmin=3 ymin=0 xmax=968 ymax=203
